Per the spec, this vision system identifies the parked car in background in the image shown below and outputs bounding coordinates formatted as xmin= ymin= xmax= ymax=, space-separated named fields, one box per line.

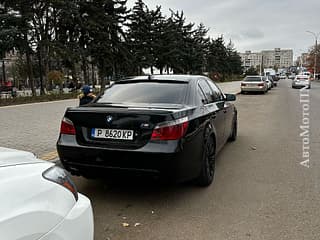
xmin=241 ymin=76 xmax=268 ymax=94
xmin=302 ymin=71 xmax=311 ymax=77
xmin=289 ymin=74 xmax=296 ymax=80
xmin=0 ymin=147 xmax=94 ymax=240
xmin=269 ymin=75 xmax=278 ymax=86
xmin=265 ymin=76 xmax=274 ymax=89
xmin=279 ymin=75 xmax=286 ymax=80
xmin=265 ymin=77 xmax=272 ymax=90
xmin=57 ymin=75 xmax=238 ymax=187
xmin=292 ymin=75 xmax=311 ymax=89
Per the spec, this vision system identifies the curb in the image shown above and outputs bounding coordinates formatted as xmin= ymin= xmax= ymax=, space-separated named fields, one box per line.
xmin=0 ymin=98 xmax=78 ymax=109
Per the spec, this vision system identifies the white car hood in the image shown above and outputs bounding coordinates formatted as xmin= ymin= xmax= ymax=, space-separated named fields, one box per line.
xmin=0 ymin=147 xmax=43 ymax=167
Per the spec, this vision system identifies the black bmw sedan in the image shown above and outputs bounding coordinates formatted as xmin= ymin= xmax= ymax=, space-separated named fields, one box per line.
xmin=57 ymin=75 xmax=237 ymax=186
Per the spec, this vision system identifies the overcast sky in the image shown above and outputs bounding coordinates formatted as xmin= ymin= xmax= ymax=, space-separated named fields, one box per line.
xmin=127 ymin=0 xmax=320 ymax=59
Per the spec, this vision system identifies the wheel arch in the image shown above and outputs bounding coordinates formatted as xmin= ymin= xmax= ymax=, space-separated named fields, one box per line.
xmin=205 ymin=123 xmax=217 ymax=153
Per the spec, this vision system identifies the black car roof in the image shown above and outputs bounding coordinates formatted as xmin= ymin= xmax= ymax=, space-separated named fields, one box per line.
xmin=118 ymin=75 xmax=204 ymax=83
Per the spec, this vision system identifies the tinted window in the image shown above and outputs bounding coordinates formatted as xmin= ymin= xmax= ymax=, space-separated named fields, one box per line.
xmin=198 ymin=80 xmax=214 ymax=103
xmin=244 ymin=77 xmax=262 ymax=82
xmin=96 ymin=82 xmax=187 ymax=104
xmin=296 ymin=76 xmax=308 ymax=80
xmin=206 ymin=80 xmax=224 ymax=101
xmin=197 ymin=86 xmax=207 ymax=105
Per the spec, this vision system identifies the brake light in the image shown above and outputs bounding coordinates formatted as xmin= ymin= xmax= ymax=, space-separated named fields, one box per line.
xmin=258 ymin=83 xmax=265 ymax=86
xmin=60 ymin=117 xmax=76 ymax=135
xmin=151 ymin=117 xmax=189 ymax=140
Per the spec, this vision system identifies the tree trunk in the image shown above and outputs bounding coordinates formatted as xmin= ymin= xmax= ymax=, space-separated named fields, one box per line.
xmin=43 ymin=46 xmax=50 ymax=91
xmin=82 ymin=58 xmax=88 ymax=84
xmin=71 ymin=65 xmax=78 ymax=87
xmin=100 ymin=62 xmax=106 ymax=92
xmin=1 ymin=59 xmax=6 ymax=82
xmin=91 ymin=63 xmax=95 ymax=86
xmin=150 ymin=66 xmax=154 ymax=75
xmin=37 ymin=49 xmax=45 ymax=95
xmin=26 ymin=52 xmax=36 ymax=96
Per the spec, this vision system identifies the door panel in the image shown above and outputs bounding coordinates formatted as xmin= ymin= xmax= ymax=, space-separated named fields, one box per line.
xmin=197 ymin=79 xmax=225 ymax=151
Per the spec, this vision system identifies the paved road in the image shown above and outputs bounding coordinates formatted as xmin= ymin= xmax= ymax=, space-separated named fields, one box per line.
xmin=0 ymin=99 xmax=78 ymax=157
xmin=74 ymin=79 xmax=320 ymax=240
xmin=1 ymin=79 xmax=320 ymax=239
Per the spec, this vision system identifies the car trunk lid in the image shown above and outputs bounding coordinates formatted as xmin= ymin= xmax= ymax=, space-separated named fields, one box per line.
xmin=64 ymin=104 xmax=195 ymax=149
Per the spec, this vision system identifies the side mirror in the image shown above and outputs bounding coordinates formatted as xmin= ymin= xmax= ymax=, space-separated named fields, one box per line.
xmin=225 ymin=94 xmax=236 ymax=102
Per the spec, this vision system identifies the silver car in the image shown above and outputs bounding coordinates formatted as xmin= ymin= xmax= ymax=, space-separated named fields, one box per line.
xmin=241 ymin=76 xmax=268 ymax=94
xmin=292 ymin=75 xmax=311 ymax=89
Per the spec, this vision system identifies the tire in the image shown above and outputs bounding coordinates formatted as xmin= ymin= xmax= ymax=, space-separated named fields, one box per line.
xmin=197 ymin=129 xmax=215 ymax=187
xmin=228 ymin=114 xmax=237 ymax=142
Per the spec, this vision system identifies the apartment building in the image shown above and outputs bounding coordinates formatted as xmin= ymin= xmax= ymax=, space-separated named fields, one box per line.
xmin=239 ymin=51 xmax=262 ymax=71
xmin=240 ymin=48 xmax=293 ymax=71
xmin=261 ymin=48 xmax=293 ymax=68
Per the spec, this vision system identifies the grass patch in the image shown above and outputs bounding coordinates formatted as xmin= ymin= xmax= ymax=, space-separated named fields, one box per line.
xmin=0 ymin=92 xmax=79 ymax=107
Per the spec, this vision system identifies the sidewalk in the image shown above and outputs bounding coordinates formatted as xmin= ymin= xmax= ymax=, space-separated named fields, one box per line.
xmin=217 ymin=81 xmax=241 ymax=95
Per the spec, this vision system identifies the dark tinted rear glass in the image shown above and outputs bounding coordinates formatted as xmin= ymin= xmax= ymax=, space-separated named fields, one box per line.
xmin=97 ymin=82 xmax=187 ymax=104
xmin=296 ymin=76 xmax=308 ymax=80
xmin=244 ymin=77 xmax=262 ymax=81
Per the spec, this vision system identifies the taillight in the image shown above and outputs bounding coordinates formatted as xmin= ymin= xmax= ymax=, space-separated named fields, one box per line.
xmin=151 ymin=117 xmax=189 ymax=141
xmin=258 ymin=83 xmax=265 ymax=86
xmin=60 ymin=117 xmax=76 ymax=135
xmin=43 ymin=166 xmax=78 ymax=201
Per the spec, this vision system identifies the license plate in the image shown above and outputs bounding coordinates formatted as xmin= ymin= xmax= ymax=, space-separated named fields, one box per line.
xmin=91 ymin=128 xmax=134 ymax=140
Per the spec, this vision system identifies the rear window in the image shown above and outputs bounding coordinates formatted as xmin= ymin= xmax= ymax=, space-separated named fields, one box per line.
xmin=296 ymin=76 xmax=309 ymax=80
xmin=244 ymin=77 xmax=262 ymax=82
xmin=96 ymin=82 xmax=188 ymax=104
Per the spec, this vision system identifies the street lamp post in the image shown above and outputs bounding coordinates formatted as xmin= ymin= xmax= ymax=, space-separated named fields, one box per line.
xmin=306 ymin=31 xmax=320 ymax=79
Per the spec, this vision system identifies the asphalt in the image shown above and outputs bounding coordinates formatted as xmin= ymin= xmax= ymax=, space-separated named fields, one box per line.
xmin=71 ymin=79 xmax=320 ymax=240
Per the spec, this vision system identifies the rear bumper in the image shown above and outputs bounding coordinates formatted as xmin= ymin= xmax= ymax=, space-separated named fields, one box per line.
xmin=57 ymin=135 xmax=197 ymax=181
xmin=40 ymin=193 xmax=94 ymax=240
xmin=58 ymin=145 xmax=178 ymax=177
xmin=292 ymin=82 xmax=310 ymax=88
xmin=241 ymin=86 xmax=266 ymax=92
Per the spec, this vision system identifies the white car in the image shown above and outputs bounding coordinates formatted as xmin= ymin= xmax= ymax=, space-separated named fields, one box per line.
xmin=264 ymin=77 xmax=272 ymax=90
xmin=292 ymin=75 xmax=311 ymax=89
xmin=0 ymin=147 xmax=94 ymax=240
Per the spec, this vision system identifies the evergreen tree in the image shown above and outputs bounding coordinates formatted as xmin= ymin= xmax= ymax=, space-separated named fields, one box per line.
xmin=87 ymin=0 xmax=128 ymax=88
xmin=226 ymin=40 xmax=242 ymax=75
xmin=0 ymin=0 xmax=37 ymax=95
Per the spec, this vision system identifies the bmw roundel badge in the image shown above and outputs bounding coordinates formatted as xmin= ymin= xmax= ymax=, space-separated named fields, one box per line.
xmin=106 ymin=115 xmax=113 ymax=124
